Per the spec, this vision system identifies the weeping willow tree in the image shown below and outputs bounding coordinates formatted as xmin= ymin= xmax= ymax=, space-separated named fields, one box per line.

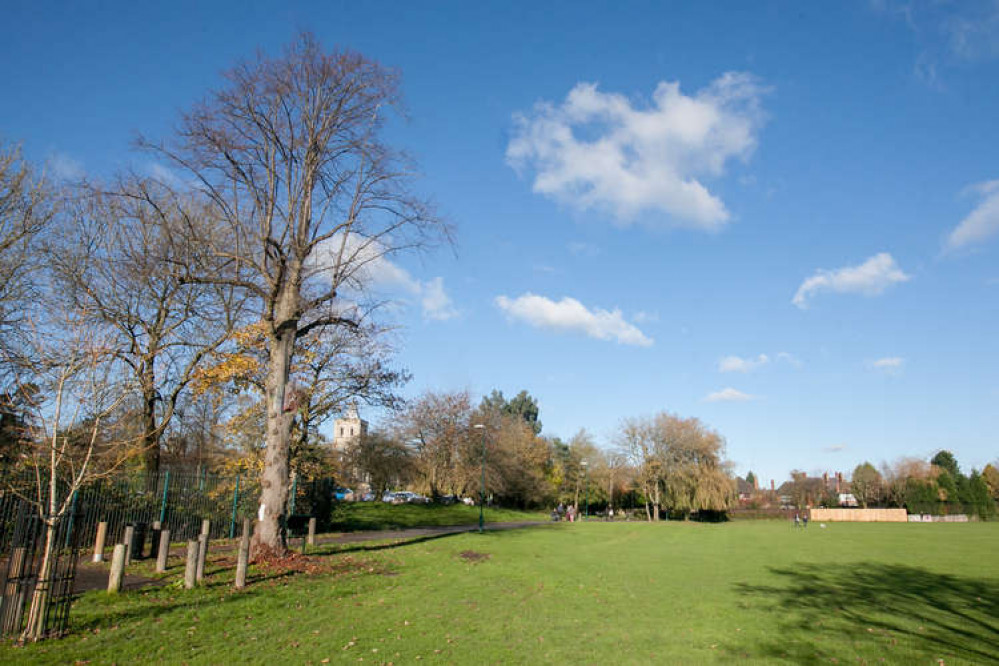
xmin=620 ymin=411 xmax=735 ymax=520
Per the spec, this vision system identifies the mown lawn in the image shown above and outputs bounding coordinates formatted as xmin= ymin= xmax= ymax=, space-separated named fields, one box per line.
xmin=3 ymin=521 xmax=997 ymax=664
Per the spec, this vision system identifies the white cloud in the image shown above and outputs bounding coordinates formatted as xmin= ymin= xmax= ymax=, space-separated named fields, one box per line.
xmin=632 ymin=310 xmax=659 ymax=324
xmin=776 ymin=351 xmax=803 ymax=368
xmin=946 ymin=3 xmax=999 ymax=61
xmin=792 ymin=253 xmax=911 ymax=309
xmin=703 ymin=387 xmax=755 ymax=403
xmin=946 ymin=179 xmax=999 ymax=250
xmin=313 ymin=234 xmax=457 ymax=321
xmin=507 ymin=73 xmax=767 ymax=229
xmin=871 ymin=357 xmax=904 ymax=374
xmin=718 ymin=353 xmax=769 ymax=373
xmin=494 ymin=293 xmax=653 ymax=347
xmin=146 ymin=162 xmax=188 ymax=189
xmin=822 ymin=444 xmax=847 ymax=453
xmin=420 ymin=277 xmax=458 ymax=321
xmin=46 ymin=152 xmax=84 ymax=181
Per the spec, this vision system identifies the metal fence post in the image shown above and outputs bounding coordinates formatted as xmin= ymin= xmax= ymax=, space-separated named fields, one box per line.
xmin=288 ymin=473 xmax=298 ymax=515
xmin=159 ymin=470 xmax=171 ymax=526
xmin=229 ymin=474 xmax=240 ymax=539
xmin=63 ymin=491 xmax=78 ymax=549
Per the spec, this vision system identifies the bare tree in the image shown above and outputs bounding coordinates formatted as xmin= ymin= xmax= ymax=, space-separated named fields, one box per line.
xmin=4 ymin=310 xmax=135 ymax=642
xmin=345 ymin=430 xmax=414 ymax=498
xmin=49 ymin=179 xmax=241 ymax=474
xmin=400 ymin=390 xmax=474 ymax=499
xmin=620 ymin=417 xmax=664 ymax=521
xmin=144 ymin=34 xmax=444 ymax=554
xmin=0 ymin=141 xmax=55 ymax=367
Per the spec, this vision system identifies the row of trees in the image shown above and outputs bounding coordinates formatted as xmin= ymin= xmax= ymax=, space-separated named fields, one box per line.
xmin=338 ymin=389 xmax=735 ymax=519
xmin=850 ymin=451 xmax=998 ymax=519
xmin=760 ymin=451 xmax=998 ymax=519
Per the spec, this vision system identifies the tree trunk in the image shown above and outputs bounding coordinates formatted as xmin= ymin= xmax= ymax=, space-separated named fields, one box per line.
xmin=20 ymin=520 xmax=56 ymax=642
xmin=251 ymin=322 xmax=297 ymax=558
xmin=141 ymin=374 xmax=159 ymax=475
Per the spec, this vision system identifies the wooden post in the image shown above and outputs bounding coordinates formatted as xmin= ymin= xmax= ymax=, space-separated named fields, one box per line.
xmin=108 ymin=544 xmax=126 ymax=593
xmin=234 ymin=519 xmax=251 ymax=590
xmin=307 ymin=517 xmax=316 ymax=547
xmin=0 ymin=547 xmax=28 ymax=635
xmin=195 ymin=533 xmax=208 ymax=582
xmin=122 ymin=525 xmax=134 ymax=567
xmin=92 ymin=521 xmax=108 ymax=563
xmin=184 ymin=541 xmax=198 ymax=589
xmin=201 ymin=518 xmax=211 ymax=538
xmin=155 ymin=529 xmax=171 ymax=573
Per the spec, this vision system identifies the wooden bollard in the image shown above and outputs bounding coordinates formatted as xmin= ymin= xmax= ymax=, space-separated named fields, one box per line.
xmin=93 ymin=521 xmax=108 ymax=563
xmin=195 ymin=533 xmax=208 ymax=582
xmin=307 ymin=517 xmax=316 ymax=547
xmin=122 ymin=525 xmax=134 ymax=566
xmin=234 ymin=519 xmax=251 ymax=590
xmin=201 ymin=518 xmax=211 ymax=537
xmin=155 ymin=529 xmax=171 ymax=573
xmin=108 ymin=544 xmax=126 ymax=593
xmin=184 ymin=541 xmax=198 ymax=589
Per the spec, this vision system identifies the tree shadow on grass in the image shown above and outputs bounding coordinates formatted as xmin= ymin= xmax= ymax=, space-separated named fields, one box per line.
xmin=325 ymin=531 xmax=469 ymax=555
xmin=731 ymin=563 xmax=999 ymax=664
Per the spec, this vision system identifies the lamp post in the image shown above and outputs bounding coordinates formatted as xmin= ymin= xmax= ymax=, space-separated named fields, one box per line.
xmin=581 ymin=460 xmax=589 ymax=521
xmin=473 ymin=424 xmax=486 ymax=534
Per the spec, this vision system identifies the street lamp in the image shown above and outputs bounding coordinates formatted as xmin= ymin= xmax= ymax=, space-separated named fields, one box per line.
xmin=473 ymin=424 xmax=486 ymax=534
xmin=581 ymin=460 xmax=589 ymax=521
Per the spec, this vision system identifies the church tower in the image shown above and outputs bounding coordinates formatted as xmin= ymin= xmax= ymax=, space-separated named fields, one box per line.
xmin=332 ymin=401 xmax=367 ymax=451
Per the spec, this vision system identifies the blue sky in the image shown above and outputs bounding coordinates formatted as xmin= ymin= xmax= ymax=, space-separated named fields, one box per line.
xmin=3 ymin=1 xmax=998 ymax=485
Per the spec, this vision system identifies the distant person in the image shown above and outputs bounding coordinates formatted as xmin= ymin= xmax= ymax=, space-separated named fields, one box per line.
xmin=607 ymin=507 xmax=614 ymax=522
xmin=567 ymin=505 xmax=575 ymax=523
xmin=802 ymin=513 xmax=809 ymax=528
xmin=557 ymin=502 xmax=564 ymax=521
xmin=794 ymin=512 xmax=800 ymax=529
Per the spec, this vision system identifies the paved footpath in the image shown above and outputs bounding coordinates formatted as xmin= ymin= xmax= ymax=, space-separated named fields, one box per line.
xmin=71 ymin=521 xmax=548 ymax=593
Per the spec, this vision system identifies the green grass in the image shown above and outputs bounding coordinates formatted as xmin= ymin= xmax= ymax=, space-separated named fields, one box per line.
xmin=330 ymin=502 xmax=547 ymax=531
xmin=4 ymin=521 xmax=997 ymax=664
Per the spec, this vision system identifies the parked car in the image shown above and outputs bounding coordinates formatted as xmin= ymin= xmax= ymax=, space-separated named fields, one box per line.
xmin=390 ymin=491 xmax=429 ymax=504
xmin=334 ymin=487 xmax=353 ymax=501
xmin=360 ymin=492 xmax=375 ymax=502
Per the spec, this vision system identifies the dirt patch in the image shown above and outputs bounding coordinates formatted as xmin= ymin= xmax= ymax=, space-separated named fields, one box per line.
xmin=254 ymin=551 xmax=389 ymax=578
xmin=457 ymin=550 xmax=490 ymax=563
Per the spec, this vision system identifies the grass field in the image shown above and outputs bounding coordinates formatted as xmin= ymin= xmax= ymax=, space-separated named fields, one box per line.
xmin=330 ymin=502 xmax=547 ymax=531
xmin=3 ymin=520 xmax=997 ymax=664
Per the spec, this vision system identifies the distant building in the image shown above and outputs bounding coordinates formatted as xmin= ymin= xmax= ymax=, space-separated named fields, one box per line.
xmin=776 ymin=471 xmax=850 ymax=508
xmin=332 ymin=401 xmax=367 ymax=452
